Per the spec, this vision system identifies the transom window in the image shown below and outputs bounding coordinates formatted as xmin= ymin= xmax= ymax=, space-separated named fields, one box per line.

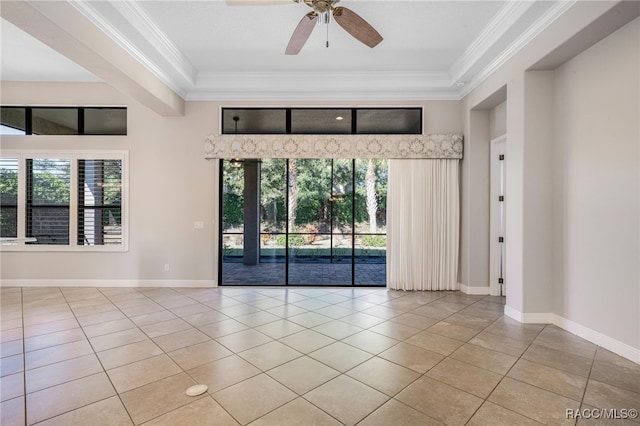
xmin=221 ymin=107 xmax=422 ymax=135
xmin=0 ymin=106 xmax=127 ymax=135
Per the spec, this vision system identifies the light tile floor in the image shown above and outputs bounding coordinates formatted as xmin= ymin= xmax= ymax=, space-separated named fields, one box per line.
xmin=1 ymin=286 xmax=638 ymax=425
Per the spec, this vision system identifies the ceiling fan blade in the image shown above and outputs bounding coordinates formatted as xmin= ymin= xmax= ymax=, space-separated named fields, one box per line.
xmin=225 ymin=0 xmax=294 ymax=5
xmin=332 ymin=6 xmax=383 ymax=48
xmin=285 ymin=12 xmax=318 ymax=55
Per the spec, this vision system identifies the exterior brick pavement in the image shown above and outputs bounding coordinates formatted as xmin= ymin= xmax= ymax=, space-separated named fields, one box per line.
xmin=221 ymin=261 xmax=386 ymax=286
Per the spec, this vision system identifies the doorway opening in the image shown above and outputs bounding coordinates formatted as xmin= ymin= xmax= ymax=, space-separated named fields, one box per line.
xmin=219 ymin=158 xmax=387 ymax=286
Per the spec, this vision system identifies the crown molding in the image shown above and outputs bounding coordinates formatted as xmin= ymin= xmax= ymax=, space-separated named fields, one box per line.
xmin=110 ymin=1 xmax=197 ymax=86
xmin=449 ymin=0 xmax=535 ymax=85
xmin=69 ymin=0 xmax=193 ymax=97
xmin=458 ymin=0 xmax=577 ymax=99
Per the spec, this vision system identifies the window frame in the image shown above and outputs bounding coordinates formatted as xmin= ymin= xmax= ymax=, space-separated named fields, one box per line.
xmin=0 ymin=150 xmax=129 ymax=252
xmin=220 ymin=107 xmax=423 ymax=135
xmin=1 ymin=106 xmax=127 ymax=136
xmin=25 ymin=156 xmax=72 ymax=246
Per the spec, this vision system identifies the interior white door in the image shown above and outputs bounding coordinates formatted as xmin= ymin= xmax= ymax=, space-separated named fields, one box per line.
xmin=490 ymin=136 xmax=506 ymax=296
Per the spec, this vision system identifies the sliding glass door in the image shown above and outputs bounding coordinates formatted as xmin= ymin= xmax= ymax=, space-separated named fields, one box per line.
xmin=287 ymin=159 xmax=353 ymax=285
xmin=220 ymin=158 xmax=386 ymax=286
xmin=354 ymin=159 xmax=387 ymax=285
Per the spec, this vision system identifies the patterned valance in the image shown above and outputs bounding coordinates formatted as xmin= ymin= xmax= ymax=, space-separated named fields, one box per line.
xmin=204 ymin=133 xmax=463 ymax=160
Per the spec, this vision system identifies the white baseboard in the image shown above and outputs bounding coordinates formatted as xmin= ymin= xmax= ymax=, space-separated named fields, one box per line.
xmin=0 ymin=279 xmax=217 ymax=288
xmin=554 ymin=314 xmax=640 ymax=364
xmin=459 ymin=283 xmax=490 ymax=295
xmin=521 ymin=312 xmax=556 ymax=324
xmin=504 ymin=306 xmax=640 ymax=364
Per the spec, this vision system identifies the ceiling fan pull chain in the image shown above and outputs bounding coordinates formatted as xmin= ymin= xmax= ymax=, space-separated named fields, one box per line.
xmin=325 ymin=11 xmax=330 ymax=48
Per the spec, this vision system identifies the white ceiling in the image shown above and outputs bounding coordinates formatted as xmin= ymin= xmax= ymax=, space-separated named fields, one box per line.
xmin=0 ymin=0 xmax=574 ymax=101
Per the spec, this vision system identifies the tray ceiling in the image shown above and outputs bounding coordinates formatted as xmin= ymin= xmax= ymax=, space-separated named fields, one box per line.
xmin=0 ymin=1 xmax=574 ymax=101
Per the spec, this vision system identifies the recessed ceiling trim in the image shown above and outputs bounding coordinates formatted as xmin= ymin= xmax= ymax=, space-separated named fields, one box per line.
xmin=186 ymin=89 xmax=462 ymax=102
xmin=189 ymin=70 xmax=459 ymax=101
xmin=196 ymin=71 xmax=452 ymax=87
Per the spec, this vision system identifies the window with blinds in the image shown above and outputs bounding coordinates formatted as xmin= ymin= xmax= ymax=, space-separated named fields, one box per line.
xmin=0 ymin=151 xmax=127 ymax=251
xmin=78 ymin=159 xmax=123 ymax=245
xmin=26 ymin=159 xmax=71 ymax=245
xmin=0 ymin=158 xmax=19 ymax=237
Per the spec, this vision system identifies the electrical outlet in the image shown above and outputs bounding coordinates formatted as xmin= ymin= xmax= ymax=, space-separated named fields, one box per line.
xmin=164 ymin=263 xmax=170 ymax=272
xmin=194 ymin=221 xmax=205 ymax=229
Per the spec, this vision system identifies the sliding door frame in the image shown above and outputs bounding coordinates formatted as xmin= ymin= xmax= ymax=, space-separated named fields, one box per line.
xmin=218 ymin=158 xmax=386 ymax=287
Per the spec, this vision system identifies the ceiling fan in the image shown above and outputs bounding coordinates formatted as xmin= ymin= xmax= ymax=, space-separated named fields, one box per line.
xmin=227 ymin=0 xmax=383 ymax=55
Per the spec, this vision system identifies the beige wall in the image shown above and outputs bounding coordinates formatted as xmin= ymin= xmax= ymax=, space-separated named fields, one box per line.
xmin=460 ymin=1 xmax=630 ymax=304
xmin=0 ymin=87 xmax=461 ymax=285
xmin=459 ymin=109 xmax=490 ymax=292
xmin=489 ymin=101 xmax=506 ymax=140
xmin=0 ymin=84 xmax=219 ymax=284
xmin=522 ymin=70 xmax=555 ymax=313
xmin=552 ymin=17 xmax=639 ymax=350
xmin=460 ymin=3 xmax=638 ymax=358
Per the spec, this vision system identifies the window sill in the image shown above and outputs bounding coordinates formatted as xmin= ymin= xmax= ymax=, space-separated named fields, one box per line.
xmin=0 ymin=244 xmax=128 ymax=253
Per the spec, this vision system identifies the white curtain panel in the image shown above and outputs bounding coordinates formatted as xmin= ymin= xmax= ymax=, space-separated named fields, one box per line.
xmin=387 ymin=159 xmax=460 ymax=290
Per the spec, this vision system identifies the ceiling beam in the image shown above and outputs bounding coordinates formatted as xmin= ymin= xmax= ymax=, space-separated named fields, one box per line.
xmin=0 ymin=0 xmax=185 ymax=116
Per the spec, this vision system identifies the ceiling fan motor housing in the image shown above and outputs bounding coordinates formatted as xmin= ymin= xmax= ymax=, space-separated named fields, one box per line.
xmin=305 ymin=0 xmax=339 ymax=14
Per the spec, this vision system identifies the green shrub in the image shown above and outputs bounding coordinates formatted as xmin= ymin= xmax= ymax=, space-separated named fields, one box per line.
xmin=360 ymin=235 xmax=386 ymax=247
xmin=275 ymin=234 xmax=306 ymax=246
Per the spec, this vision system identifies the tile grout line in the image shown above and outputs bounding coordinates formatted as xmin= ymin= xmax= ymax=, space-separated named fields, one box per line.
xmin=390 ymin=294 xmax=513 ymax=426
xmin=97 ymin=287 xmax=236 ymax=425
xmin=15 ymin=288 xmax=103 ymax=424
xmin=469 ymin=322 xmax=551 ymax=425
xmin=366 ymin=294 xmax=523 ymax=425
xmin=234 ymin=291 xmax=487 ymax=425
xmin=266 ymin=290 xmax=597 ymax=425
xmin=8 ymin=287 xmax=471 ymax=424
xmin=367 ymin=293 xmax=508 ymax=425
xmin=120 ymin=289 xmax=240 ymax=425
xmin=197 ymin=288 xmax=342 ymax=425
xmin=459 ymin=310 xmax=536 ymax=425
xmin=576 ymin=339 xmax=598 ymax=425
xmin=127 ymin=288 xmax=254 ymax=426
xmin=21 ymin=287 xmax=27 ymax=426
xmin=9 ymin=287 xmax=628 ymax=426
xmin=194 ymin=288 xmax=386 ymax=425
xmin=59 ymin=287 xmax=138 ymax=426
